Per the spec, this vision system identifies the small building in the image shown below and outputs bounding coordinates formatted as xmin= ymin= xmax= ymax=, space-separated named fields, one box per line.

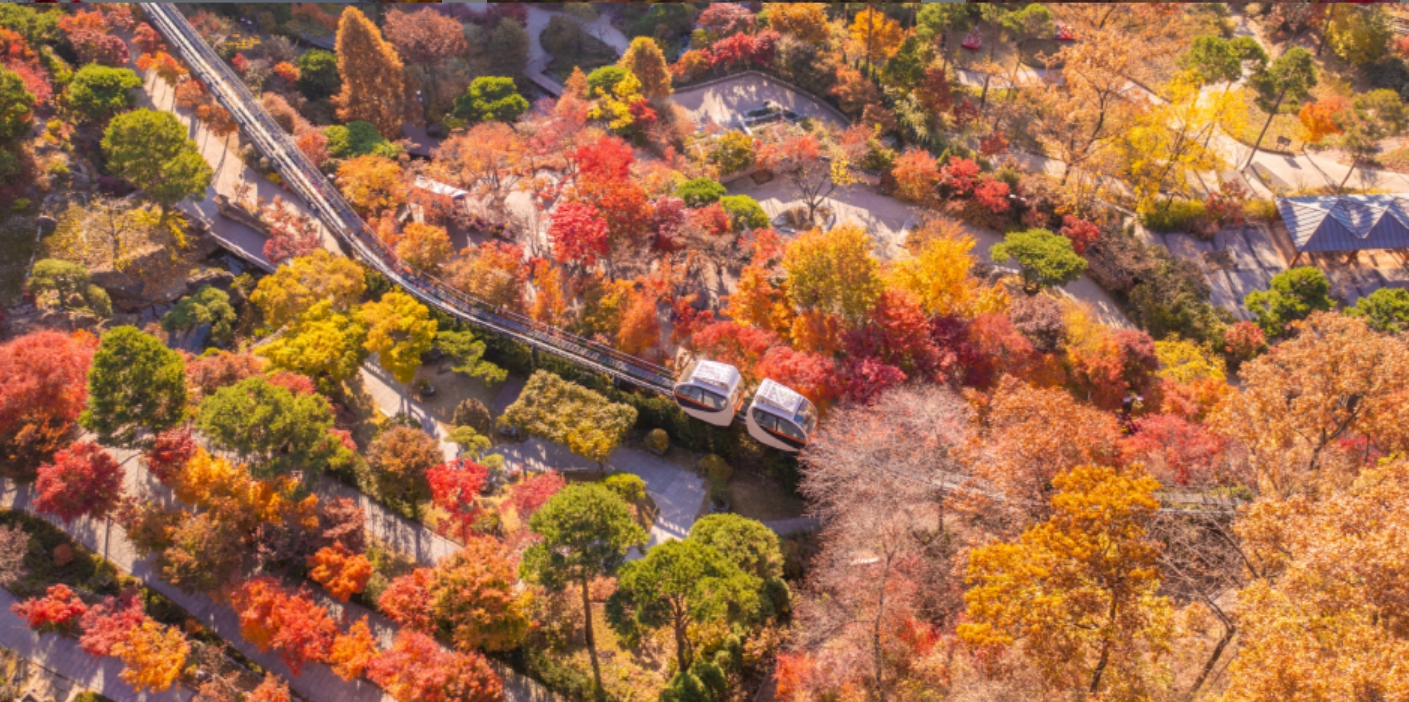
xmin=412 ymin=175 xmax=470 ymax=203
xmin=1276 ymin=195 xmax=1409 ymax=264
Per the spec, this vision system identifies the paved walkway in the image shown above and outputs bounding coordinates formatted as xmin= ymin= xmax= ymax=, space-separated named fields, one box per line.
xmin=0 ymin=588 xmax=193 ymax=702
xmin=132 ymin=56 xmax=342 ymax=267
xmin=672 ymin=72 xmax=847 ymax=131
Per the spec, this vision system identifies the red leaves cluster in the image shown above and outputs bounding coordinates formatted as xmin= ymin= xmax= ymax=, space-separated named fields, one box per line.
xmin=427 ymin=459 xmax=489 ymax=540
xmin=366 ymin=630 xmax=502 ymax=702
xmin=71 ymin=31 xmax=129 ymax=68
xmin=568 ymin=136 xmax=652 ymax=245
xmin=978 ymin=132 xmax=1010 ymax=157
xmin=12 ymin=585 xmax=88 ymax=633
xmin=0 ymin=330 xmax=95 ymax=470
xmin=4 ymin=60 xmax=51 ymax=107
xmin=1058 ymin=215 xmax=1101 ymax=255
xmin=692 ymin=321 xmax=780 ymax=381
xmin=549 ymin=202 xmax=610 ymax=267
xmin=755 ymin=347 xmax=842 ymax=408
xmin=34 ymin=442 xmax=125 ymax=524
xmin=939 ymin=158 xmax=981 ymax=196
xmin=698 ymin=4 xmax=756 ymax=37
xmin=143 ymin=428 xmax=198 ymax=484
xmin=185 ymin=350 xmax=263 ymax=400
xmin=378 ymin=568 xmax=436 ymax=632
xmin=505 ymin=472 xmax=565 ymax=520
xmin=230 ymin=577 xmax=338 ymax=675
xmin=79 ymin=591 xmax=149 ymax=656
xmin=972 ymin=179 xmax=1011 ymax=214
xmin=1121 ymin=414 xmax=1231 ymax=487
xmin=1224 ymin=321 xmax=1267 ymax=363
xmin=1066 ymin=328 xmax=1161 ymax=412
xmin=266 ymin=371 xmax=317 ymax=397
xmin=133 ymin=24 xmax=165 ymax=56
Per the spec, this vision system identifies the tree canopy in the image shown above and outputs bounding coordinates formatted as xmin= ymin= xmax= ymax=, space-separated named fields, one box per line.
xmin=101 ymin=109 xmax=212 ymax=212
xmin=500 ymin=371 xmax=637 ymax=473
xmin=80 ymin=326 xmax=187 ymax=447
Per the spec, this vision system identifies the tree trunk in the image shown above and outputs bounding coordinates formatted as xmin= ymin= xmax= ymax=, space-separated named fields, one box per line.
xmin=1088 ymin=596 xmax=1120 ymax=695
xmin=1245 ymin=90 xmax=1286 ymax=169
xmin=1340 ymin=158 xmax=1358 ymax=190
xmin=673 ymin=611 xmax=692 ymax=674
xmin=581 ymin=578 xmax=604 ymax=698
xmin=1317 ymin=9 xmax=1333 ymax=57
xmin=1185 ymin=618 xmax=1235 ymax=701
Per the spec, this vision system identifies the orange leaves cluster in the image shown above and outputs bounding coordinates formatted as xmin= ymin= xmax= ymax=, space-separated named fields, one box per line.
xmin=1224 ymin=457 xmax=1409 ymax=701
xmin=307 ymin=545 xmax=374 ymax=602
xmin=136 ymin=52 xmax=188 ymax=89
xmin=366 ymin=630 xmax=502 ymax=702
xmin=112 ymin=620 xmax=190 ymax=693
xmin=229 ymin=577 xmax=338 ymax=675
xmin=1209 ymin=312 xmax=1409 ymax=498
xmin=959 ymin=464 xmax=1171 ymax=697
xmin=329 ymin=617 xmax=379 ymax=681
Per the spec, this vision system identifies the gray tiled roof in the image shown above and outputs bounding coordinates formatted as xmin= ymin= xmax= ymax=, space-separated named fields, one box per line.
xmin=1277 ymin=195 xmax=1409 ymax=253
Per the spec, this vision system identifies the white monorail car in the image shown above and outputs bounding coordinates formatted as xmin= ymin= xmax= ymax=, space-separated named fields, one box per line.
xmin=745 ymin=379 xmax=818 ymax=452
xmin=672 ymin=360 xmax=745 ymax=427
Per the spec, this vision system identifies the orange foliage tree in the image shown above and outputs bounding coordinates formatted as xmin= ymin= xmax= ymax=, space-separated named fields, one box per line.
xmin=396 ymin=222 xmax=454 ymax=273
xmin=11 ymin=584 xmax=88 ymax=633
xmin=429 ymin=538 xmax=529 ymax=652
xmin=307 ymin=545 xmax=374 ymax=602
xmin=333 ymin=7 xmax=407 ymax=138
xmin=112 ymin=621 xmax=190 ymax=693
xmin=329 ymin=617 xmax=379 ymax=681
xmin=366 ymin=629 xmax=503 ymax=702
xmin=959 ymin=464 xmax=1172 ymax=698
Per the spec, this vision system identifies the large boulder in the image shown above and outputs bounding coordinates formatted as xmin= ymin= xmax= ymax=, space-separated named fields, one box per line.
xmin=184 ymin=268 xmax=236 ymax=297
xmin=88 ymin=268 xmax=145 ymax=310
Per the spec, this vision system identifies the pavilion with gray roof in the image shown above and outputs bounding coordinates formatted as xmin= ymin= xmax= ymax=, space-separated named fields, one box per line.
xmin=1276 ymin=195 xmax=1409 ymax=264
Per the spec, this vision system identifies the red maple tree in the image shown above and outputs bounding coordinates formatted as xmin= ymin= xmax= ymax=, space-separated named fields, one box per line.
xmin=427 ymin=459 xmax=489 ymax=541
xmin=378 ymin=568 xmax=436 ymax=632
xmin=367 ymin=629 xmax=502 ymax=702
xmin=691 ymin=321 xmax=780 ymax=382
xmin=79 ymin=590 xmax=149 ymax=656
xmin=505 ymin=472 xmax=565 ymax=520
xmin=754 ymin=347 xmax=843 ymax=408
xmin=0 ymin=330 xmax=96 ymax=473
xmin=1058 ymin=215 xmax=1101 ymax=255
xmin=548 ymin=202 xmax=610 ymax=268
xmin=142 ymin=428 xmax=198 ymax=485
xmin=34 ymin=442 xmax=125 ymax=524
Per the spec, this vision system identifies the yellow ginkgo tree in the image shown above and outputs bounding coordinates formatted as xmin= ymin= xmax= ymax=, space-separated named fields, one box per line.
xmin=959 ymin=464 xmax=1175 ymax=699
xmin=1118 ymin=72 xmax=1231 ymax=214
xmin=361 ymin=290 xmax=438 ymax=384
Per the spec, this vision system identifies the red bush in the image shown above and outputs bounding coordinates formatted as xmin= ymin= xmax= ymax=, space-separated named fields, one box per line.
xmin=12 ymin=585 xmax=88 ymax=633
